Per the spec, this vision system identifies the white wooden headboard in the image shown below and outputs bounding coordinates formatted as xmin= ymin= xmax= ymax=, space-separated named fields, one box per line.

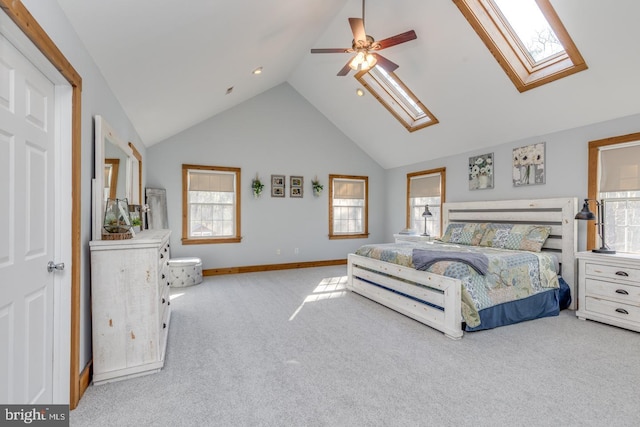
xmin=442 ymin=198 xmax=578 ymax=310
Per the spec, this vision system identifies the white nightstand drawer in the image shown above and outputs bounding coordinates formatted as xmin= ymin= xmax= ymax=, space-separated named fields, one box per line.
xmin=584 ymin=262 xmax=640 ymax=283
xmin=584 ymin=297 xmax=640 ymax=323
xmin=584 ymin=278 xmax=640 ymax=305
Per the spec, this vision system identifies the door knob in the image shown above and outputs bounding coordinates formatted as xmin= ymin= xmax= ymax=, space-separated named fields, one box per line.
xmin=47 ymin=261 xmax=65 ymax=273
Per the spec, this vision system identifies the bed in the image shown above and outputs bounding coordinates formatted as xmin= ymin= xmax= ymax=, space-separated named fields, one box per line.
xmin=346 ymin=198 xmax=578 ymax=339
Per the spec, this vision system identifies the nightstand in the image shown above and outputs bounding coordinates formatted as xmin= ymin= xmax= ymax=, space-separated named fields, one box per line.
xmin=576 ymin=251 xmax=640 ymax=332
xmin=394 ymin=234 xmax=434 ymax=244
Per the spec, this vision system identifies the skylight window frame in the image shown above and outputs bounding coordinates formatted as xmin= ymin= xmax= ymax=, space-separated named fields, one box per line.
xmin=355 ymin=67 xmax=438 ymax=133
xmin=453 ymin=0 xmax=587 ymax=92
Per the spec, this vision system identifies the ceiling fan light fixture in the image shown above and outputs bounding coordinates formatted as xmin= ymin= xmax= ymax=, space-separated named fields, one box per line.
xmin=349 ymin=51 xmax=377 ymax=71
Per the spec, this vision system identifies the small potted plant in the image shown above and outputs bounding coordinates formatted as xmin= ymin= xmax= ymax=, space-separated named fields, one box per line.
xmin=312 ymin=177 xmax=323 ymax=197
xmin=131 ymin=216 xmax=142 ymax=233
xmin=252 ymin=174 xmax=265 ymax=198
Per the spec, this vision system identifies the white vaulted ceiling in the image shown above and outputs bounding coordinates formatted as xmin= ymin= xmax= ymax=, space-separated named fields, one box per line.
xmin=56 ymin=0 xmax=640 ymax=169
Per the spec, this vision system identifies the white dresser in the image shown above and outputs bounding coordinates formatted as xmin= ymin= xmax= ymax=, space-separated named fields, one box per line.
xmin=90 ymin=229 xmax=172 ymax=384
xmin=576 ymin=251 xmax=640 ymax=332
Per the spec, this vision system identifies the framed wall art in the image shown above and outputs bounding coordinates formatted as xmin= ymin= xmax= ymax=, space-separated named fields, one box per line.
xmin=271 ymin=174 xmax=285 ymax=197
xmin=290 ymin=176 xmax=303 ymax=198
xmin=469 ymin=153 xmax=494 ymax=190
xmin=513 ymin=142 xmax=545 ymax=186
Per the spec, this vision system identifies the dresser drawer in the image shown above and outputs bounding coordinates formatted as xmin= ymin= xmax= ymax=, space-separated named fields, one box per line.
xmin=584 ymin=278 xmax=640 ymax=306
xmin=584 ymin=297 xmax=640 ymax=323
xmin=584 ymin=262 xmax=640 ymax=283
xmin=159 ymin=294 xmax=170 ymax=330
xmin=158 ymin=243 xmax=170 ymax=270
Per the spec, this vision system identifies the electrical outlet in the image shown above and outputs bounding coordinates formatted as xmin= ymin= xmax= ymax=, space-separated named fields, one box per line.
xmin=276 ymin=249 xmax=281 ymax=255
xmin=294 ymin=248 xmax=299 ymax=254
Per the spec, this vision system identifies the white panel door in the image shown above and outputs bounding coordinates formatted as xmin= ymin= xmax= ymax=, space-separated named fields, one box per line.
xmin=0 ymin=32 xmax=56 ymax=404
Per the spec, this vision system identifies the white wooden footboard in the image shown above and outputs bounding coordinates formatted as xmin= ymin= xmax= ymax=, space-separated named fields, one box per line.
xmin=347 ymin=253 xmax=463 ymax=339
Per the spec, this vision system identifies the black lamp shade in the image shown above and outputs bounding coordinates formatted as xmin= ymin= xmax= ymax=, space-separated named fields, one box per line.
xmin=422 ymin=205 xmax=433 ymax=217
xmin=575 ymin=199 xmax=596 ymax=220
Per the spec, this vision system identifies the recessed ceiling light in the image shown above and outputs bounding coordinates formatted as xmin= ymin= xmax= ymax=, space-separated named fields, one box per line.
xmin=252 ymin=67 xmax=263 ymax=75
xmin=356 ymin=88 xmax=365 ymax=97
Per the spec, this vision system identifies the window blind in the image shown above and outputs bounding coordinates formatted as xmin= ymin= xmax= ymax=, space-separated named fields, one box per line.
xmin=410 ymin=174 xmax=440 ymax=198
xmin=189 ymin=171 xmax=235 ymax=192
xmin=333 ymin=179 xmax=365 ymax=199
xmin=600 ymin=143 xmax=640 ymax=192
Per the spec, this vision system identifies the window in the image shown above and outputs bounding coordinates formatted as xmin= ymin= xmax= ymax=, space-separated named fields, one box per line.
xmin=182 ymin=164 xmax=241 ymax=244
xmin=407 ymin=168 xmax=446 ymax=237
xmin=355 ymin=66 xmax=438 ymax=132
xmin=588 ymin=133 xmax=640 ymax=253
xmin=454 ymin=0 xmax=587 ymax=92
xmin=329 ymin=175 xmax=368 ymax=239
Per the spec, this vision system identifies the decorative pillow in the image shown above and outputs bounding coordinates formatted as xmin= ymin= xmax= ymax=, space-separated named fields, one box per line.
xmin=478 ymin=224 xmax=551 ymax=252
xmin=439 ymin=223 xmax=487 ymax=246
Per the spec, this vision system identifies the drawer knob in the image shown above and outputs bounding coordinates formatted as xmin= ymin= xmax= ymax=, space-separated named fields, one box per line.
xmin=615 ymin=271 xmax=629 ymax=277
xmin=160 ymin=253 xmax=164 ymax=259
xmin=615 ymin=289 xmax=629 ymax=295
xmin=162 ymin=298 xmax=165 ymax=304
xmin=615 ymin=308 xmax=629 ymax=315
xmin=162 ymin=274 xmax=165 ymax=279
xmin=168 ymin=301 xmax=170 ymax=306
xmin=163 ymin=323 xmax=167 ymax=329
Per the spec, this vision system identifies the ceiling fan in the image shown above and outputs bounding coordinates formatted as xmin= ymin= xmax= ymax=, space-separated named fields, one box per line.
xmin=310 ymin=0 xmax=417 ymax=76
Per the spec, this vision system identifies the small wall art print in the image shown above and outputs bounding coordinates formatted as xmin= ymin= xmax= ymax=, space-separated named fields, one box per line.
xmin=290 ymin=176 xmax=304 ymax=198
xmin=513 ymin=142 xmax=545 ymax=186
xmin=469 ymin=153 xmax=494 ymax=190
xmin=271 ymin=174 xmax=285 ymax=197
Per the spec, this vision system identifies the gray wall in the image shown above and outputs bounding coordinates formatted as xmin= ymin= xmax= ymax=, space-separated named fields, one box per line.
xmin=22 ymin=1 xmax=145 ymax=370
xmin=147 ymin=83 xmax=386 ymax=268
xmin=384 ymin=112 xmax=640 ymax=250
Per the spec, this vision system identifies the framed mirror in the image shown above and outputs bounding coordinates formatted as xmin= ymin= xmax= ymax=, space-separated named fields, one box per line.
xmin=92 ymin=115 xmax=141 ymax=240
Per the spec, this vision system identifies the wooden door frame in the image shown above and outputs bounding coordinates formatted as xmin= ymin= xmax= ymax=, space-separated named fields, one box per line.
xmin=0 ymin=1 xmax=83 ymax=409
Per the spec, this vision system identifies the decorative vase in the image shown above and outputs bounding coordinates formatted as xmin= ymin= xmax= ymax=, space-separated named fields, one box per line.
xmin=528 ymin=165 xmax=536 ymax=183
xmin=521 ymin=165 xmax=530 ymax=184
xmin=478 ymin=175 xmax=489 ymax=189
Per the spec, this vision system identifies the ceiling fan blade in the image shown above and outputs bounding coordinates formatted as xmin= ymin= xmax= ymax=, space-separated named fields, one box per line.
xmin=372 ymin=53 xmax=399 ymax=73
xmin=310 ymin=48 xmax=351 ymax=54
xmin=337 ymin=60 xmax=352 ymax=76
xmin=336 ymin=58 xmax=353 ymax=77
xmin=375 ymin=30 xmax=417 ymax=50
xmin=349 ymin=17 xmax=366 ymax=44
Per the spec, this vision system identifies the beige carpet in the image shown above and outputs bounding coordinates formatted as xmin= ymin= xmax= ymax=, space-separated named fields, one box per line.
xmin=71 ymin=266 xmax=640 ymax=426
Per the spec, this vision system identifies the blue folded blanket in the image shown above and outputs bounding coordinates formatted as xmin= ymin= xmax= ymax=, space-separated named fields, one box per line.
xmin=412 ymin=249 xmax=489 ymax=275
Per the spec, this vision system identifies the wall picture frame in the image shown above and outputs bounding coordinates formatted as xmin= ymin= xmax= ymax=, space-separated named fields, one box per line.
xmin=271 ymin=174 xmax=285 ymax=197
xmin=290 ymin=176 xmax=303 ymax=198
xmin=469 ymin=153 xmax=494 ymax=190
xmin=513 ymin=142 xmax=545 ymax=186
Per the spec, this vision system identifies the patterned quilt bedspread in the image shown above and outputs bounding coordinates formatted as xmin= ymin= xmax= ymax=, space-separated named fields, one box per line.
xmin=354 ymin=241 xmax=559 ymax=327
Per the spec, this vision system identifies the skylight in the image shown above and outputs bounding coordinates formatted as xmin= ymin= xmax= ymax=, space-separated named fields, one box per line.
xmin=355 ymin=67 xmax=438 ymax=132
xmin=371 ymin=66 xmax=426 ymax=119
xmin=492 ymin=0 xmax=563 ymax=63
xmin=454 ymin=0 xmax=587 ymax=92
